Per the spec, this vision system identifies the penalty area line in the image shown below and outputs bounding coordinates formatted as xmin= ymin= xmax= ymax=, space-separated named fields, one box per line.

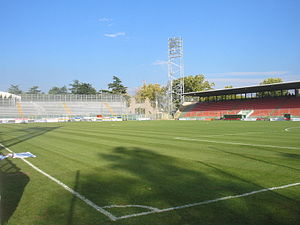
xmin=0 ymin=143 xmax=117 ymax=221
xmin=116 ymin=182 xmax=300 ymax=220
xmin=174 ymin=137 xmax=300 ymax=150
xmin=284 ymin=127 xmax=300 ymax=132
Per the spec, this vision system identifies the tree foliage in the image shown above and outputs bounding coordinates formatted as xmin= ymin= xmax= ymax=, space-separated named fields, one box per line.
xmin=170 ymin=74 xmax=214 ymax=109
xmin=173 ymin=74 xmax=214 ymax=93
xmin=260 ymin=77 xmax=283 ymax=85
xmin=27 ymin=86 xmax=42 ymax=94
xmin=7 ymin=85 xmax=22 ymax=95
xmin=108 ymin=76 xmax=127 ymax=94
xmin=136 ymin=83 xmax=164 ymax=102
xmin=48 ymin=86 xmax=68 ymax=94
xmin=98 ymin=89 xmax=112 ymax=94
xmin=259 ymin=78 xmax=285 ymax=97
xmin=69 ymin=80 xmax=97 ymax=94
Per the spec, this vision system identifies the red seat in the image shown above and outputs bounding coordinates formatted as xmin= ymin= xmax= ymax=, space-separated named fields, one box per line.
xmin=181 ymin=97 xmax=300 ymax=118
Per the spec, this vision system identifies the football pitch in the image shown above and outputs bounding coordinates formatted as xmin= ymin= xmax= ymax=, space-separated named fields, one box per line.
xmin=0 ymin=120 xmax=299 ymax=225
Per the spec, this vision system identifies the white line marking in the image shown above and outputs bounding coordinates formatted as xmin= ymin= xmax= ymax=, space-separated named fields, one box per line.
xmin=116 ymin=182 xmax=300 ymax=220
xmin=0 ymin=143 xmax=117 ymax=221
xmin=198 ymin=131 xmax=263 ymax=138
xmin=284 ymin=127 xmax=300 ymax=132
xmin=2 ymin=143 xmax=299 ymax=221
xmin=103 ymin=204 xmax=160 ymax=212
xmin=174 ymin=137 xmax=300 ymax=150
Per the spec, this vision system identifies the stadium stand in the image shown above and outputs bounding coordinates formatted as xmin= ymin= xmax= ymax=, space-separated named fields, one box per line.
xmin=1 ymin=81 xmax=300 ymax=122
xmin=180 ymin=81 xmax=300 ymax=120
xmin=0 ymin=94 xmax=127 ymax=119
xmin=181 ymin=96 xmax=300 ymax=119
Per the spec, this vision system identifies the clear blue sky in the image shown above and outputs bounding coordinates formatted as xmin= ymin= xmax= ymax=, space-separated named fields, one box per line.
xmin=1 ymin=0 xmax=299 ymax=93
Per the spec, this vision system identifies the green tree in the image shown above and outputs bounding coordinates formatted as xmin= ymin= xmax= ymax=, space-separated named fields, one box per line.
xmin=260 ymin=77 xmax=283 ymax=85
xmin=27 ymin=86 xmax=42 ymax=94
xmin=173 ymin=74 xmax=214 ymax=93
xmin=69 ymin=80 xmax=97 ymax=94
xmin=136 ymin=83 xmax=164 ymax=102
xmin=98 ymin=89 xmax=112 ymax=94
xmin=48 ymin=86 xmax=68 ymax=94
xmin=69 ymin=80 xmax=81 ymax=94
xmin=108 ymin=76 xmax=127 ymax=94
xmin=79 ymin=83 xmax=97 ymax=94
xmin=7 ymin=85 xmax=22 ymax=95
xmin=172 ymin=74 xmax=214 ymax=104
xmin=259 ymin=77 xmax=285 ymax=97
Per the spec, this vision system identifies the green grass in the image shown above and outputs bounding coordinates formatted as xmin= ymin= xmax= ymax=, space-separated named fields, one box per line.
xmin=0 ymin=120 xmax=299 ymax=225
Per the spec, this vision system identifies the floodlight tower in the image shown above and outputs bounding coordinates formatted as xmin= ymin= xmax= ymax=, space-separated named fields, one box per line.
xmin=168 ymin=37 xmax=184 ymax=114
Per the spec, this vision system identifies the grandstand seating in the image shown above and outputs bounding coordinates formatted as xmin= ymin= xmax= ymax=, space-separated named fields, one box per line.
xmin=180 ymin=96 xmax=300 ymax=118
xmin=0 ymin=101 xmax=127 ymax=118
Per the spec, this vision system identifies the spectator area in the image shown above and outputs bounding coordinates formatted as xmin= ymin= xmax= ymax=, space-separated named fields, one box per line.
xmin=0 ymin=94 xmax=127 ymax=118
xmin=180 ymin=96 xmax=300 ymax=118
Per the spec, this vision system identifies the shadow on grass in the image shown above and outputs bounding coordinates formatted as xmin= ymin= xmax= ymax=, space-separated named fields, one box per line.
xmin=67 ymin=170 xmax=80 ymax=225
xmin=280 ymin=153 xmax=300 ymax=159
xmin=37 ymin=146 xmax=300 ymax=225
xmin=0 ymin=124 xmax=298 ymax=224
xmin=197 ymin=160 xmax=299 ymax=203
xmin=0 ymin=125 xmax=61 ymax=224
xmin=0 ymin=157 xmax=29 ymax=224
xmin=0 ymin=126 xmax=61 ymax=149
xmin=210 ymin=146 xmax=300 ymax=172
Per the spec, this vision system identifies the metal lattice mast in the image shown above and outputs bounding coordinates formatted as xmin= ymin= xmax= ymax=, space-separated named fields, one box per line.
xmin=168 ymin=37 xmax=184 ymax=114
